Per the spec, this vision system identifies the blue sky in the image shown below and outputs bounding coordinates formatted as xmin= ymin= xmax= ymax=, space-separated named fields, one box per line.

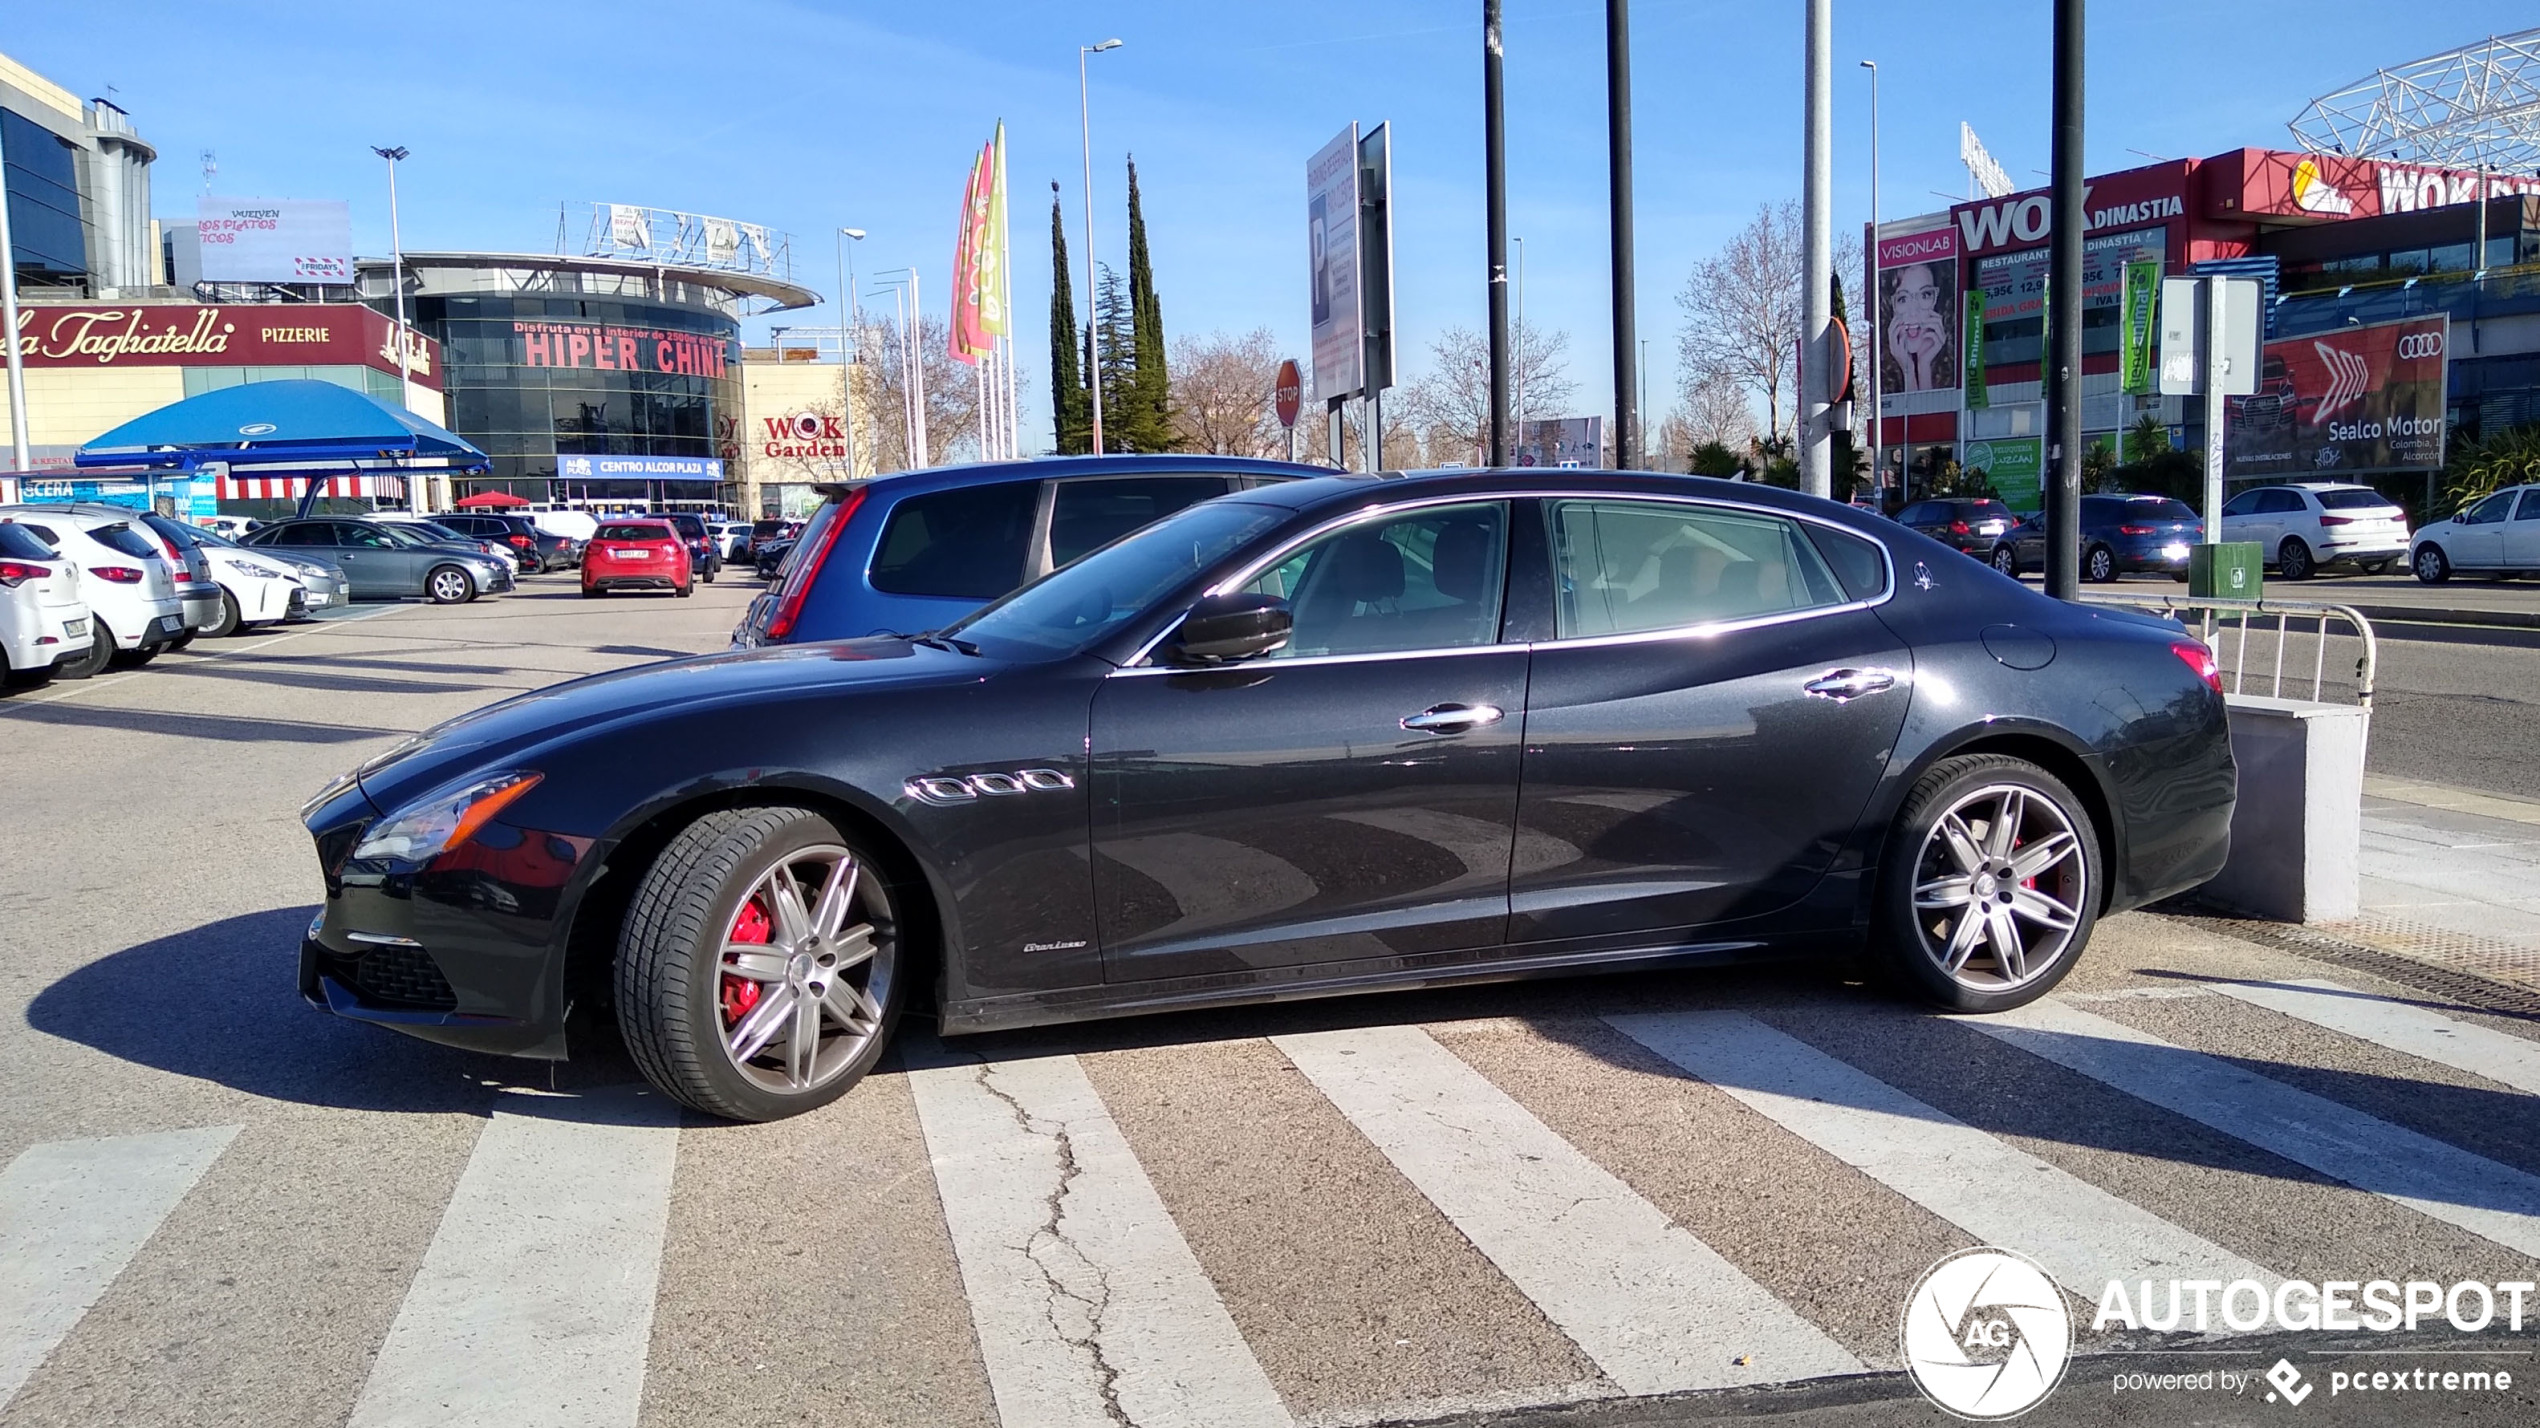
xmin=15 ymin=2 xmax=2533 ymax=450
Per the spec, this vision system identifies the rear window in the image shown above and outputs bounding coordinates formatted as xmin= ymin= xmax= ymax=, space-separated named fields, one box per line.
xmin=2097 ymin=496 xmax=2195 ymax=521
xmin=597 ymin=523 xmax=672 ymax=541
xmin=0 ymin=523 xmax=58 ymax=559
xmin=140 ymin=514 xmax=204 ymax=549
xmin=1964 ymin=501 xmax=2013 ymax=517
xmin=89 ymin=524 xmax=162 ymax=559
xmin=667 ymin=514 xmax=706 ymax=538
xmin=869 ymin=480 xmax=1039 ymax=600
xmin=1049 ymin=477 xmax=1232 ymax=567
xmin=2315 ymin=489 xmax=2398 ymax=511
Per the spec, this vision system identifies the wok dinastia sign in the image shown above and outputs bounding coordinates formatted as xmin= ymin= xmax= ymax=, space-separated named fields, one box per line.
xmin=2225 ymin=315 xmax=2449 ymax=477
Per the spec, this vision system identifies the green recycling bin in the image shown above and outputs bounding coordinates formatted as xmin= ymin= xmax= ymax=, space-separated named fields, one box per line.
xmin=2190 ymin=542 xmax=2263 ymax=601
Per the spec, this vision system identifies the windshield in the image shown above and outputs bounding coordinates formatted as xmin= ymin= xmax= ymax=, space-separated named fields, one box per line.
xmin=944 ymin=500 xmax=1287 ymax=659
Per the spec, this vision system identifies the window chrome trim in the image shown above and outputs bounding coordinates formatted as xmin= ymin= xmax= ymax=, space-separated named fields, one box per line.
xmin=1109 ymin=639 xmax=1532 ymax=678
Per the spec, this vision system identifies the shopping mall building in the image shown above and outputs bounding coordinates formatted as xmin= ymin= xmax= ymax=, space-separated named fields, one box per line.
xmin=1870 ymin=147 xmax=2540 ymax=515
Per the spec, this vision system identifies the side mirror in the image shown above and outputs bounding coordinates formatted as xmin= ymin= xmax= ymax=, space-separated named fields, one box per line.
xmin=1167 ymin=592 xmax=1292 ymax=665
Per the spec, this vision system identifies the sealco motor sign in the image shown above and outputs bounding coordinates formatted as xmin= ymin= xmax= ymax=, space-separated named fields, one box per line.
xmin=2226 ymin=315 xmax=2449 ymax=477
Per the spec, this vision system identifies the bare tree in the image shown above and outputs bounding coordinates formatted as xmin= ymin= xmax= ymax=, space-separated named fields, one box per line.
xmin=1168 ymin=328 xmax=1290 ymax=456
xmin=1676 ymin=366 xmax=1759 ymax=451
xmin=1396 ymin=321 xmax=1576 ymax=465
xmin=1676 ymin=201 xmax=1803 ymax=447
xmin=861 ymin=314 xmax=991 ymax=472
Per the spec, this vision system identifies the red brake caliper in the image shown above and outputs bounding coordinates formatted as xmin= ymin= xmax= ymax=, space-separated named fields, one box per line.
xmin=721 ymin=896 xmax=772 ymax=1026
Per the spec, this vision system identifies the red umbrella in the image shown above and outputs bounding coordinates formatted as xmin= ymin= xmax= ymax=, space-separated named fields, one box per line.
xmin=455 ymin=489 xmax=531 ymax=509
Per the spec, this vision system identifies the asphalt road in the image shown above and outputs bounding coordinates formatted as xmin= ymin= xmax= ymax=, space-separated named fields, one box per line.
xmin=4 ymin=574 xmax=2539 ymax=1428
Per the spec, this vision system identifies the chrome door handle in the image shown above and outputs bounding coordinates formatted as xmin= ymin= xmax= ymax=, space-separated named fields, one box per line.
xmin=1401 ymin=703 xmax=1504 ymax=734
xmin=1803 ymin=668 xmax=1896 ymax=702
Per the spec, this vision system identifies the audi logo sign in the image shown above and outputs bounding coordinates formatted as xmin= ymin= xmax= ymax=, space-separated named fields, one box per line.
xmin=2396 ymin=332 xmax=2445 ymax=360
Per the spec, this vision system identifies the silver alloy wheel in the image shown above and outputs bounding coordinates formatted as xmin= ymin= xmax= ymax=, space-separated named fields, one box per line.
xmin=715 ymin=844 xmax=892 ymax=1095
xmin=2414 ymin=545 xmax=2448 ymax=583
xmin=2086 ymin=546 xmax=2114 ymax=582
xmin=1992 ymin=546 xmax=2018 ymax=575
xmin=428 ymin=566 xmax=473 ymax=603
xmin=1909 ymin=783 xmax=2088 ymax=993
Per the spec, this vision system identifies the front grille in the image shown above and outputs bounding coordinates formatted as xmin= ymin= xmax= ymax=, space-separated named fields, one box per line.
xmin=318 ymin=944 xmax=458 ymax=1012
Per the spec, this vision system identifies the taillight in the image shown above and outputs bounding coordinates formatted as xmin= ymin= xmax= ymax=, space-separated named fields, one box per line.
xmin=2319 ymin=514 xmax=2353 ymax=527
xmin=2118 ymin=524 xmax=2156 ymax=536
xmin=2171 ymin=641 xmax=2223 ymax=695
xmin=661 ymin=542 xmax=683 ymax=556
xmin=508 ymin=534 xmax=533 ymax=547
xmin=1949 ymin=520 xmax=1971 ymax=534
xmin=764 ymin=488 xmax=865 ymax=641
xmin=0 ymin=560 xmax=47 ymax=587
xmin=92 ymin=565 xmax=146 ymax=583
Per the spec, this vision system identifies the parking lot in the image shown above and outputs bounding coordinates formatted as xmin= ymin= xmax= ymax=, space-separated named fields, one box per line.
xmin=6 ymin=571 xmax=2540 ymax=1427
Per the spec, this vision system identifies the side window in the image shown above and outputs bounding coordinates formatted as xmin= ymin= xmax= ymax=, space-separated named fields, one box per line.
xmin=1550 ymin=500 xmax=1848 ymax=639
xmin=2263 ymin=489 xmax=2305 ymax=514
xmin=1049 ymin=476 xmax=1232 ymax=567
xmin=15 ymin=522 xmax=61 ymax=546
xmin=340 ymin=525 xmax=396 ymax=549
xmin=1805 ymin=524 xmax=1890 ymax=601
xmin=271 ymin=523 xmax=333 ymax=547
xmin=1895 ymin=502 xmax=1931 ymax=525
xmin=2515 ymin=491 xmax=2540 ymax=521
xmin=1240 ymin=502 xmax=1507 ymax=657
xmin=868 ymin=480 xmax=1039 ymax=599
xmin=2463 ymin=492 xmax=2515 ymax=525
xmin=2221 ymin=491 xmax=2263 ymax=517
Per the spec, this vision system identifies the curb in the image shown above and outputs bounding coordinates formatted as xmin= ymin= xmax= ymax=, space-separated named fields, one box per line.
xmin=2341 ymin=601 xmax=2540 ymax=630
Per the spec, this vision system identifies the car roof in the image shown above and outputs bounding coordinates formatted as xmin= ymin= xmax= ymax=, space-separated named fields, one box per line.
xmin=814 ymin=452 xmax=1334 ymax=501
xmin=1219 ymin=469 xmax=1902 ymax=529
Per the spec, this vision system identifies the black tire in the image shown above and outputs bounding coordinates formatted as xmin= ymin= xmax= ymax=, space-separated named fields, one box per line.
xmin=56 ymin=623 xmax=113 ymax=680
xmin=582 ymin=585 xmax=603 ymax=599
xmin=615 ymin=806 xmax=904 ymax=1121
xmin=2 ymin=657 xmax=53 ymax=689
xmin=2362 ymin=558 xmax=2395 ymax=577
xmin=166 ymin=630 xmax=196 ymax=651
xmin=426 ymin=564 xmax=476 ymax=605
xmin=676 ymin=580 xmax=695 ymax=597
xmin=2413 ymin=544 xmax=2451 ymax=584
xmin=205 ymin=589 xmax=242 ymax=638
xmin=2278 ymin=537 xmax=2315 ymax=581
xmin=116 ymin=645 xmax=160 ymax=669
xmin=2084 ymin=545 xmax=2117 ymax=583
xmin=1871 ymin=753 xmax=2103 ymax=1014
xmin=1990 ymin=545 xmax=2019 ymax=576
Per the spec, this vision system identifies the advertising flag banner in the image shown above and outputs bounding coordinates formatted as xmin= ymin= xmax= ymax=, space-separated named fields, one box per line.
xmin=981 ymin=124 xmax=1012 ymax=339
xmin=1307 ymin=125 xmax=1362 ymax=403
xmin=608 ymin=203 xmax=650 ymax=251
xmin=2225 ymin=315 xmax=2449 ymax=477
xmin=950 ymin=143 xmax=991 ymax=364
xmin=2119 ymin=259 xmax=2160 ymax=394
xmin=1963 ymin=290 xmax=1988 ymax=409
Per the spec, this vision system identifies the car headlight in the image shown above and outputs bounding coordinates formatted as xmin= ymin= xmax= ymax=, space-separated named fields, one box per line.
xmin=352 ymin=771 xmax=543 ymax=863
xmin=236 ymin=561 xmax=288 ymax=579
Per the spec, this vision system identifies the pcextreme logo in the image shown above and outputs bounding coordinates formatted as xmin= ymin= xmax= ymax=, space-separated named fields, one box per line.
xmin=2291 ymin=158 xmax=2356 ymax=216
xmin=1903 ymin=1247 xmax=2072 ymax=1419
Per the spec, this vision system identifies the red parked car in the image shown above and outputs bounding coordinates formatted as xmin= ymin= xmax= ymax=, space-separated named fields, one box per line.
xmin=581 ymin=519 xmax=693 ymax=598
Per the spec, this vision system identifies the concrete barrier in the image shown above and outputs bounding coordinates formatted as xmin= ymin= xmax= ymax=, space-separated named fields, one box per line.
xmin=2202 ymin=695 xmax=2370 ymax=923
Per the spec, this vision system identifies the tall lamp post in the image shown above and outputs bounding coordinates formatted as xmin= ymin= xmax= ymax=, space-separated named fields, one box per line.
xmin=1799 ymin=0 xmax=1833 ymax=497
xmin=836 ymin=227 xmax=865 ymax=484
xmin=371 ymin=145 xmax=418 ymax=511
xmin=0 ymin=117 xmax=29 ymax=471
xmin=1606 ymin=0 xmax=1639 ymax=470
xmin=1859 ymin=60 xmax=1882 ymax=502
xmin=1078 ymin=37 xmax=1123 ymax=455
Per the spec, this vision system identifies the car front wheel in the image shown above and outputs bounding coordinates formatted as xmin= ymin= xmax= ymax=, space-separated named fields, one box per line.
xmin=426 ymin=565 xmax=476 ymax=604
xmin=615 ymin=807 xmax=903 ymax=1121
xmin=2414 ymin=544 xmax=2451 ymax=583
xmin=1874 ymin=753 xmax=2101 ymax=1013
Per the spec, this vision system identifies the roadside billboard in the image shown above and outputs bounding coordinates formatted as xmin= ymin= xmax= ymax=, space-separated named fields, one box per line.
xmin=2225 ymin=315 xmax=2449 ymax=477
xmin=1875 ymin=225 xmax=1960 ymax=395
xmin=1307 ymin=126 xmax=1361 ymax=403
xmin=2203 ymin=148 xmax=2540 ymax=223
xmin=196 ymin=197 xmax=354 ymax=284
xmin=1515 ymin=416 xmax=1603 ymax=468
xmin=1962 ymin=436 xmax=2044 ymax=512
xmin=9 ymin=303 xmax=441 ymax=387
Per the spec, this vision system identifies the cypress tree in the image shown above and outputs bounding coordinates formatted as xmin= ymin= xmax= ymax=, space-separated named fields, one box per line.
xmin=1094 ymin=262 xmax=1134 ymax=433
xmin=1122 ymin=157 xmax=1172 ymax=451
xmin=1048 ymin=183 xmax=1089 ymax=454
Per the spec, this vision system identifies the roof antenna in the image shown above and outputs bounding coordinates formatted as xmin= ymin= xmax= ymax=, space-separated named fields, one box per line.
xmin=200 ymin=149 xmax=217 ymax=193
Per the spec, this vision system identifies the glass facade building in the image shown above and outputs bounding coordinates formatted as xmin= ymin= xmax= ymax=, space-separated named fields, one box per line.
xmin=2 ymin=107 xmax=88 ymax=288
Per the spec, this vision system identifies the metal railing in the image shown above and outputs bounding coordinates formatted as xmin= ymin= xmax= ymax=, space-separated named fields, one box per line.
xmin=2080 ymin=592 xmax=2378 ymax=709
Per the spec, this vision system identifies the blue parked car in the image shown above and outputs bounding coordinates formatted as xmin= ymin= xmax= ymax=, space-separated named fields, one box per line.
xmin=1990 ymin=493 xmax=2200 ymax=583
xmin=732 ymin=454 xmax=1324 ymax=647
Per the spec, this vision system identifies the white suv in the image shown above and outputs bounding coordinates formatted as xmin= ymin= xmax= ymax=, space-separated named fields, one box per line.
xmin=0 ymin=521 xmax=93 ymax=685
xmin=2218 ymin=482 xmax=2410 ymax=579
xmin=0 ymin=507 xmax=187 ymax=673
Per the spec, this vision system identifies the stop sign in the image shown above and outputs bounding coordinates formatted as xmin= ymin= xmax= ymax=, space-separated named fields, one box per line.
xmin=1273 ymin=359 xmax=1302 ymax=429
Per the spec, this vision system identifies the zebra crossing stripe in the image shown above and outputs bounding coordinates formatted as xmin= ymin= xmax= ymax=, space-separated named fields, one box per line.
xmin=1274 ymin=1025 xmax=1866 ymax=1396
xmin=0 ymin=1125 xmax=239 ymax=1410
xmin=907 ymin=1049 xmax=1291 ymax=1428
xmin=1967 ymin=1001 xmax=2540 ymax=1260
xmin=346 ymin=1087 xmax=680 ymax=1428
xmin=2207 ymin=978 xmax=2540 ymax=1096
xmin=1607 ymin=1011 xmax=2275 ymax=1297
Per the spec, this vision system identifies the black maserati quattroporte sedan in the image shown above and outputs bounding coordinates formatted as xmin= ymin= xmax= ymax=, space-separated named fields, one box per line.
xmin=301 ymin=470 xmax=2236 ymax=1121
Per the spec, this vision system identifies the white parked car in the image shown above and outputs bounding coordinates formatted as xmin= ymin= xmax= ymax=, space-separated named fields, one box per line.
xmin=529 ymin=507 xmax=599 ymax=544
xmin=0 ymin=506 xmax=187 ymax=674
xmin=195 ymin=544 xmax=308 ymax=635
xmin=708 ymin=519 xmax=749 ymax=560
xmin=191 ymin=525 xmax=348 ymax=615
xmin=2410 ymin=484 xmax=2540 ymax=583
xmin=2218 ymin=482 xmax=2410 ymax=579
xmin=0 ymin=520 xmax=94 ymax=685
xmin=195 ymin=514 xmax=261 ymax=540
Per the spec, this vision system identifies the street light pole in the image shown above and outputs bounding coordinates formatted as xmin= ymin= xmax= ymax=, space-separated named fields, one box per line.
xmin=2043 ymin=0 xmax=2086 ymax=600
xmin=836 ymin=227 xmax=865 ymax=485
xmin=1799 ymin=0 xmax=1833 ymax=497
xmin=0 ymin=117 xmax=30 ymax=471
xmin=1484 ymin=0 xmax=1511 ymax=467
xmin=1607 ymin=0 xmax=1639 ymax=471
xmin=1860 ymin=60 xmax=1882 ymax=503
xmin=371 ymin=145 xmax=418 ymax=512
xmin=1079 ymin=38 xmax=1123 ymax=456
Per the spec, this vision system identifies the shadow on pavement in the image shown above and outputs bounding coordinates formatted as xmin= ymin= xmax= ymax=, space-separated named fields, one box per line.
xmin=0 ymin=701 xmax=390 ymax=743
xmin=26 ymin=905 xmax=655 ymax=1120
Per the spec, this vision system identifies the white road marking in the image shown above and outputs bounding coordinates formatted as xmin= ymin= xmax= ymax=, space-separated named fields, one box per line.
xmin=1967 ymin=1000 xmax=2540 ymax=1259
xmin=1608 ymin=1011 xmax=2274 ymax=1297
xmin=1274 ymin=1025 xmax=1865 ymax=1395
xmin=346 ymin=1086 xmax=680 ymax=1428
xmin=2206 ymin=977 xmax=2540 ymax=1096
xmin=907 ymin=1049 xmax=1291 ymax=1428
xmin=0 ymin=1125 xmax=239 ymax=1408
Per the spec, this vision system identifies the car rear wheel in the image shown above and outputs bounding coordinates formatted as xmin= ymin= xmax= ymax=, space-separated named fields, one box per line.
xmin=2413 ymin=544 xmax=2451 ymax=583
xmin=2278 ymin=537 xmax=2315 ymax=580
xmin=205 ymin=590 xmax=242 ymax=638
xmin=426 ymin=565 xmax=476 ymax=604
xmin=1874 ymin=754 xmax=2100 ymax=1013
xmin=615 ymin=806 xmax=903 ymax=1121
xmin=1990 ymin=545 xmax=2019 ymax=576
xmin=2362 ymin=558 xmax=2395 ymax=576
xmin=55 ymin=625 xmax=113 ymax=680
xmin=2084 ymin=545 xmax=2116 ymax=583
